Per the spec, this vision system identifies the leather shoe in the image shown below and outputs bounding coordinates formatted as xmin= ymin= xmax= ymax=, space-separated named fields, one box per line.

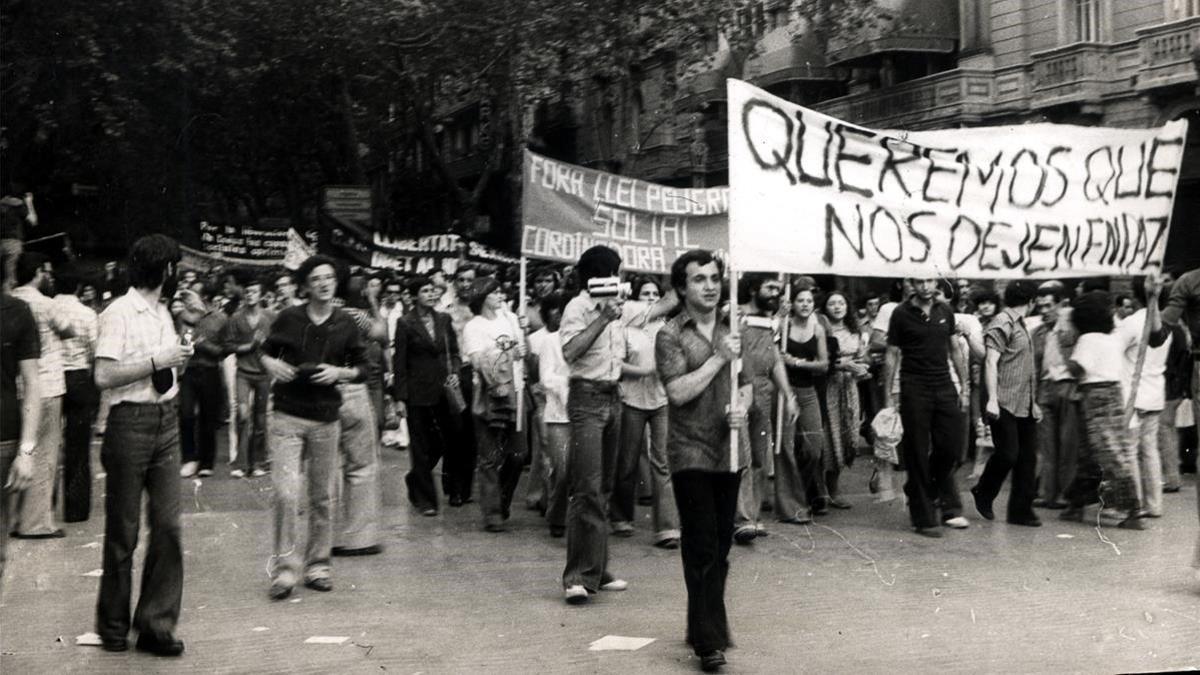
xmin=136 ymin=632 xmax=184 ymax=657
xmin=700 ymin=649 xmax=727 ymax=672
xmin=101 ymin=636 xmax=128 ymax=652
xmin=1007 ymin=516 xmax=1042 ymax=527
xmin=915 ymin=526 xmax=944 ymax=538
xmin=448 ymin=495 xmax=464 ymax=507
xmin=970 ymin=487 xmax=994 ymax=521
xmin=733 ymin=527 xmax=757 ymax=545
xmin=1059 ymin=506 xmax=1085 ymax=522
xmin=11 ymin=528 xmax=65 ymax=539
xmin=331 ymin=544 xmax=384 ymax=557
xmin=549 ymin=525 xmax=565 ymax=538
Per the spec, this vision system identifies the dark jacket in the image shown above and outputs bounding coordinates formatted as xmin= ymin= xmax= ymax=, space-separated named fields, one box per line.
xmin=263 ymin=305 xmax=368 ymax=423
xmin=393 ymin=308 xmax=460 ymax=406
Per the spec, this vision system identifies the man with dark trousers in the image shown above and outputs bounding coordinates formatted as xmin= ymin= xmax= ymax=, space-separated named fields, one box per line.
xmin=882 ymin=278 xmax=970 ymax=537
xmin=656 ymin=249 xmax=750 ymax=673
xmin=53 ymin=263 xmax=99 ymax=522
xmin=392 ymin=275 xmax=463 ymax=513
xmin=93 ymin=234 xmax=193 ymax=655
xmin=971 ymin=281 xmax=1042 ymax=527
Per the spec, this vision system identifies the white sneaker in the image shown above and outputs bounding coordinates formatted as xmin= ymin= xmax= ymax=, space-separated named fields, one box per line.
xmin=179 ymin=461 xmax=199 ymax=478
xmin=229 ymin=469 xmax=246 ymax=478
xmin=251 ymin=468 xmax=269 ymax=478
xmin=197 ymin=468 xmax=214 ymax=477
xmin=943 ymin=516 xmax=970 ymax=529
xmin=564 ymin=585 xmax=589 ymax=604
xmin=599 ymin=578 xmax=628 ymax=592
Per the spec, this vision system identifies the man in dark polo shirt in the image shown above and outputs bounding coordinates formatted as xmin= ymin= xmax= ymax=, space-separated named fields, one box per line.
xmin=882 ymin=278 xmax=969 ymax=537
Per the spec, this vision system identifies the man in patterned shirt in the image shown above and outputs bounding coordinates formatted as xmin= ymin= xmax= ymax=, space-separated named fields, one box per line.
xmin=9 ymin=252 xmax=74 ymax=539
xmin=970 ymin=281 xmax=1042 ymax=527
xmin=53 ymin=263 xmax=100 ymax=523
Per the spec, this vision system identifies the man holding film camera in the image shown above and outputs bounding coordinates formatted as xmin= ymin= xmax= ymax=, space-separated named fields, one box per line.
xmin=558 ymin=246 xmax=675 ymax=604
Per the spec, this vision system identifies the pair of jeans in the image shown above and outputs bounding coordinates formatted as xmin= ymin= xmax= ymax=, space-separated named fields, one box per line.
xmin=448 ymin=364 xmax=478 ymax=501
xmin=563 ymin=379 xmax=621 ymax=591
xmin=614 ymin=404 xmax=678 ymax=541
xmin=405 ymin=397 xmax=459 ymax=511
xmin=95 ymin=402 xmax=183 ymax=641
xmin=0 ymin=440 xmax=15 ymax=594
xmin=1159 ymin=398 xmax=1182 ymax=490
xmin=269 ymin=410 xmax=338 ymax=583
xmin=1036 ymin=380 xmax=1081 ymax=503
xmin=736 ymin=384 xmax=774 ymax=531
xmin=543 ymin=423 xmax=571 ymax=529
xmin=474 ymin=416 xmax=525 ymax=528
xmin=977 ymin=409 xmax=1038 ymax=521
xmin=179 ymin=365 xmax=225 ymax=470
xmin=1129 ymin=410 xmax=1163 ymax=517
xmin=63 ymin=369 xmax=99 ymax=522
xmin=336 ymin=384 xmax=381 ymax=549
xmin=898 ymin=378 xmax=965 ymax=529
xmin=236 ymin=371 xmax=271 ymax=472
xmin=672 ymin=469 xmax=740 ymax=656
xmin=14 ymin=396 xmax=61 ymax=536
xmin=774 ymin=386 xmax=823 ymax=522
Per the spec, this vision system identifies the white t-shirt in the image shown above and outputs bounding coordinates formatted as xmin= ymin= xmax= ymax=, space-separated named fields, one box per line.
xmin=528 ymin=328 xmax=569 ymax=424
xmin=1071 ymin=332 xmax=1124 ymax=385
xmin=1115 ymin=308 xmax=1169 ymax=412
xmin=462 ymin=311 xmax=523 ymax=410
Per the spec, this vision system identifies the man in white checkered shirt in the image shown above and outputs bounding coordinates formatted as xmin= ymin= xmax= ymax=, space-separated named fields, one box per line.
xmin=92 ymin=234 xmax=193 ymax=657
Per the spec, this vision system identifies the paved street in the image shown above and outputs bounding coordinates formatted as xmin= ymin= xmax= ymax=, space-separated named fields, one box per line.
xmin=2 ymin=440 xmax=1198 ymax=674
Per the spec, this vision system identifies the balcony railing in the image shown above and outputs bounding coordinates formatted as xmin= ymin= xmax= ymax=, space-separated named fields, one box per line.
xmin=1029 ymin=43 xmax=1111 ymax=109
xmin=814 ymin=69 xmax=993 ymax=129
xmin=1136 ymin=16 xmax=1200 ymax=92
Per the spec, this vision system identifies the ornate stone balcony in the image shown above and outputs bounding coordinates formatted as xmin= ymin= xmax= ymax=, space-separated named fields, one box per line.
xmin=1028 ymin=42 xmax=1112 ymax=110
xmin=814 ymin=69 xmax=994 ymax=129
xmin=1136 ymin=16 xmax=1200 ymax=92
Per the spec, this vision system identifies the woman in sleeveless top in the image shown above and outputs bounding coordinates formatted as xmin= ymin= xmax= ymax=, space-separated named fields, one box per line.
xmin=775 ymin=285 xmax=828 ymax=523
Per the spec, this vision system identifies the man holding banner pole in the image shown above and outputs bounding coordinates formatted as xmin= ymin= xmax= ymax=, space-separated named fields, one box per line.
xmin=882 ymin=278 xmax=971 ymax=538
xmin=655 ymin=249 xmax=750 ymax=672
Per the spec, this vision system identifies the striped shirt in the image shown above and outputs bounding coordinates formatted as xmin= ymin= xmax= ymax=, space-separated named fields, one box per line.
xmin=984 ymin=308 xmax=1037 ymax=417
xmin=53 ymin=294 xmax=98 ymax=371
xmin=96 ymin=289 xmax=180 ymax=404
xmin=9 ymin=286 xmax=67 ymax=398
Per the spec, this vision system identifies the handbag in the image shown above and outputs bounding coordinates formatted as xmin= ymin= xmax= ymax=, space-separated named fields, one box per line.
xmin=443 ymin=329 xmax=468 ymax=415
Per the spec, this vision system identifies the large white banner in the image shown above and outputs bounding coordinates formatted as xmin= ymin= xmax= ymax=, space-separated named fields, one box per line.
xmin=727 ymin=79 xmax=1188 ymax=278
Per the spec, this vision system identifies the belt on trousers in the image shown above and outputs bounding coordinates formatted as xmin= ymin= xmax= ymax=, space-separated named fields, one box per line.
xmin=111 ymin=400 xmax=177 ymax=410
xmin=569 ymin=378 xmax=619 ymax=393
xmin=1077 ymin=381 xmax=1118 ymax=391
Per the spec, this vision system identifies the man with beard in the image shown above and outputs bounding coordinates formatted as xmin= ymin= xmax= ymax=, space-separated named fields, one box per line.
xmin=93 ymin=235 xmax=193 ymax=655
xmin=9 ymin=253 xmax=75 ymax=539
xmin=882 ymin=278 xmax=970 ymax=537
xmin=732 ymin=273 xmax=797 ymax=545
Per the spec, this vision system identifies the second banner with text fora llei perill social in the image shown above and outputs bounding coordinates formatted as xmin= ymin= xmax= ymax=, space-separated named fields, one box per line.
xmin=726 ymin=79 xmax=1188 ymax=279
xmin=520 ymin=149 xmax=729 ymax=274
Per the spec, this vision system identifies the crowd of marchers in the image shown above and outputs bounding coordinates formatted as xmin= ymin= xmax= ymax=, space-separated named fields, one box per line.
xmin=1 ymin=234 xmax=1199 ymax=671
